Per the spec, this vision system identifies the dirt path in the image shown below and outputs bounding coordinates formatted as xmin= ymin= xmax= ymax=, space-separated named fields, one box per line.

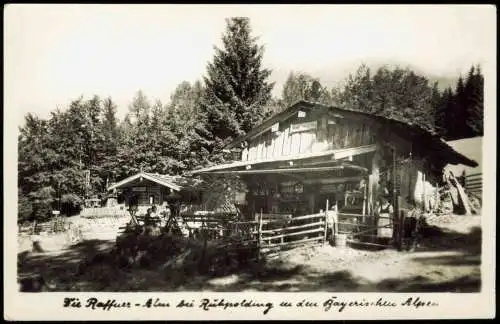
xmin=18 ymin=214 xmax=481 ymax=292
xmin=201 ymin=215 xmax=482 ymax=292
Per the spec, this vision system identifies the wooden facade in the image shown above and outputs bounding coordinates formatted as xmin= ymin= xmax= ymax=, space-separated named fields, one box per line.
xmin=241 ymin=108 xmax=377 ymax=162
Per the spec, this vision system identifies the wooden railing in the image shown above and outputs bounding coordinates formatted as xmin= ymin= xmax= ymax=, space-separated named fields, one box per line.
xmin=19 ymin=217 xmax=73 ymax=235
xmin=258 ymin=212 xmax=327 ymax=252
xmin=152 ymin=211 xmax=329 ymax=252
xmin=465 ymin=173 xmax=482 ymax=198
xmin=336 ymin=212 xmax=397 ymax=248
xmin=337 ymin=212 xmax=376 ymax=238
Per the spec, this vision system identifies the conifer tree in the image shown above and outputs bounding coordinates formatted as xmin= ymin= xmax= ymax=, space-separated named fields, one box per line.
xmin=465 ymin=65 xmax=484 ymax=136
xmin=100 ymin=97 xmax=120 ymax=185
xmin=200 ymin=17 xmax=274 ymax=157
xmin=450 ymin=75 xmax=467 ymax=139
xmin=435 ymin=86 xmax=453 ymax=138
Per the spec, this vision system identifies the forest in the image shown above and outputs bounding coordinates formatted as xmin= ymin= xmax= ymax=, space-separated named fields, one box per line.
xmin=17 ymin=17 xmax=484 ymax=222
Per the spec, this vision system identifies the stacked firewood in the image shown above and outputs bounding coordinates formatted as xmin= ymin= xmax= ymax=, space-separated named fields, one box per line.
xmin=434 ymin=171 xmax=481 ymax=216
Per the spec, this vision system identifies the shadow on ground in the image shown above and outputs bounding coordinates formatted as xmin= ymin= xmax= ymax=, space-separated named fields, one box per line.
xmin=18 ymin=225 xmax=482 ymax=293
xmin=417 ymin=222 xmax=482 ymax=254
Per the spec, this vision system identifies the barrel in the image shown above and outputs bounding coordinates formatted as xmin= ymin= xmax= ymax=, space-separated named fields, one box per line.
xmin=334 ymin=234 xmax=347 ymax=247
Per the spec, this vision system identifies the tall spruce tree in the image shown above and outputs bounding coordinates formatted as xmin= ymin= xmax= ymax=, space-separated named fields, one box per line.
xmin=200 ymin=17 xmax=274 ymax=157
xmin=450 ymin=75 xmax=468 ymax=140
xmin=465 ymin=65 xmax=484 ymax=137
xmin=100 ymin=97 xmax=120 ymax=185
xmin=435 ymin=86 xmax=452 ymax=138
xmin=431 ymin=82 xmax=445 ymax=136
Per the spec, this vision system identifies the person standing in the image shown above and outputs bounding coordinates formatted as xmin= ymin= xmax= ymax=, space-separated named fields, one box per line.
xmin=403 ymin=198 xmax=423 ymax=252
xmin=375 ymin=195 xmax=394 ymax=240
xmin=159 ymin=202 xmax=170 ymax=228
xmin=326 ymin=197 xmax=338 ymax=243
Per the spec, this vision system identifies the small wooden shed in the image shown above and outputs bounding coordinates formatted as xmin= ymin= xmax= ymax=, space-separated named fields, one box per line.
xmin=107 ymin=171 xmax=203 ymax=208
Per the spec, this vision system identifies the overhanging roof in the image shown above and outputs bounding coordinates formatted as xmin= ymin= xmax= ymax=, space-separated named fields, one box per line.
xmin=191 ymin=144 xmax=376 ymax=174
xmin=201 ymin=164 xmax=368 ymax=175
xmin=107 ymin=172 xmax=203 ymax=192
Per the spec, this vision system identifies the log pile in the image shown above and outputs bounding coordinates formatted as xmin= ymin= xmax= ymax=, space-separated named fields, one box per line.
xmin=435 ymin=171 xmax=481 ymax=216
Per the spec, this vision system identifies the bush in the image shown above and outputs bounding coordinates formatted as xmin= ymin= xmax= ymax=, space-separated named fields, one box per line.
xmin=60 ymin=193 xmax=83 ymax=216
xmin=18 ymin=191 xmax=33 ymax=224
xmin=27 ymin=186 xmax=55 ymax=222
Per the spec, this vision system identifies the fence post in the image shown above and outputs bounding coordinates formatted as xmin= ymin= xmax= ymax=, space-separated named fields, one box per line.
xmin=323 ymin=199 xmax=329 ymax=245
xmin=362 ymin=179 xmax=367 ymax=221
xmin=422 ymin=173 xmax=427 ymax=212
xmin=392 ymin=146 xmax=400 ymax=249
xmin=333 ymin=204 xmax=339 ymax=241
xmin=258 ymin=209 xmax=263 ymax=261
xmin=397 ymin=210 xmax=405 ymax=250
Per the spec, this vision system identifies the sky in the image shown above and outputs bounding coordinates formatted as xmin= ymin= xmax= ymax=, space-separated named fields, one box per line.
xmin=4 ymin=4 xmax=496 ymax=126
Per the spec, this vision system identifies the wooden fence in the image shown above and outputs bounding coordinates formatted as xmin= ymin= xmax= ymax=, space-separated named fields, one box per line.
xmin=80 ymin=207 xmax=129 ymax=219
xmin=336 ymin=212 xmax=396 ymax=249
xmin=117 ymin=209 xmax=397 ymax=255
xmin=255 ymin=212 xmax=328 ymax=254
xmin=152 ymin=210 xmax=329 ymax=254
xmin=465 ymin=173 xmax=482 ymax=199
xmin=24 ymin=217 xmax=68 ymax=235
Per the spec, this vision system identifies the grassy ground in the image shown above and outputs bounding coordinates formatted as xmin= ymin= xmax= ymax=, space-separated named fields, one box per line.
xmin=17 ymin=214 xmax=482 ymax=292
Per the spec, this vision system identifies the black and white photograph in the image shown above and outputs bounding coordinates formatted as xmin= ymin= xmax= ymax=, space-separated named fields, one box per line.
xmin=4 ymin=4 xmax=495 ymax=320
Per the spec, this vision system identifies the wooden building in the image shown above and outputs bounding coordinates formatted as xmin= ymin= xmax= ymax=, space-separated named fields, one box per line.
xmin=107 ymin=171 xmax=202 ymax=211
xmin=192 ymin=101 xmax=478 ymax=240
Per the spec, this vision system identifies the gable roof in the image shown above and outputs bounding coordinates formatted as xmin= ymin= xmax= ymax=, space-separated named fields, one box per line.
xmin=224 ymin=100 xmax=478 ymax=167
xmin=107 ymin=172 xmax=203 ymax=192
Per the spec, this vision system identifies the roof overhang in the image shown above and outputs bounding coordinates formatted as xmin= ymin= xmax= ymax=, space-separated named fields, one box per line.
xmin=107 ymin=172 xmax=182 ymax=192
xmin=203 ymin=163 xmax=368 ymax=175
xmin=191 ymin=144 xmax=376 ymax=174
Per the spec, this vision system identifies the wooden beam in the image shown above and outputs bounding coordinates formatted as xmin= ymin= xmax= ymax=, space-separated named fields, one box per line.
xmin=290 ymin=213 xmax=325 ymax=221
xmin=260 ymin=221 xmax=324 ymax=234
xmin=207 ymin=165 xmax=346 ymax=175
xmin=333 ymin=145 xmax=377 ymax=160
xmin=261 ymin=236 xmax=323 ymax=249
xmin=262 ymin=227 xmax=324 ymax=241
xmin=346 ymin=240 xmax=391 ymax=248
